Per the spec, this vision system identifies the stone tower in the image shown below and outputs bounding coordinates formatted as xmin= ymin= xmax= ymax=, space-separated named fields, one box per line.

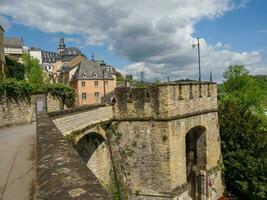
xmin=111 ymin=82 xmax=224 ymax=200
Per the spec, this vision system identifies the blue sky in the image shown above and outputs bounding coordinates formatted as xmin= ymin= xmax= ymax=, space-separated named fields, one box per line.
xmin=194 ymin=0 xmax=267 ymax=58
xmin=0 ymin=0 xmax=266 ymax=81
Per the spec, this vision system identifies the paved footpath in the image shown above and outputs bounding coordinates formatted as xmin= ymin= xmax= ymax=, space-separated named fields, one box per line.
xmin=0 ymin=123 xmax=35 ymax=200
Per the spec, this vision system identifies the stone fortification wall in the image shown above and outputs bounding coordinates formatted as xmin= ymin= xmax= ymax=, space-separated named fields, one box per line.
xmin=35 ymin=82 xmax=223 ymax=200
xmin=0 ymin=94 xmax=61 ymax=128
xmin=114 ymin=82 xmax=217 ymax=120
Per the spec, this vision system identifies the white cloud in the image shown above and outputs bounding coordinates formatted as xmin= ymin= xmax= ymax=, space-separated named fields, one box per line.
xmin=0 ymin=0 xmax=262 ymax=82
xmin=258 ymin=30 xmax=267 ymax=34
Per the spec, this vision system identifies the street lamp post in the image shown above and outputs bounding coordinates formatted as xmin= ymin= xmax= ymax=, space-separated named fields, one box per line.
xmin=101 ymin=60 xmax=106 ymax=103
xmin=192 ymin=37 xmax=201 ymax=82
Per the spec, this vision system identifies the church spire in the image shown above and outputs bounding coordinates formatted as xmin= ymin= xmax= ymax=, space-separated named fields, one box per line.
xmin=58 ymin=37 xmax=65 ymax=54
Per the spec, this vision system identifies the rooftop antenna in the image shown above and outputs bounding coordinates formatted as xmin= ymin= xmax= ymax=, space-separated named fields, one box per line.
xmin=192 ymin=37 xmax=201 ymax=82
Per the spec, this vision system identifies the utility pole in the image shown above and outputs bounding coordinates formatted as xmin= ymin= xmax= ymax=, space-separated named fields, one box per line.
xmin=210 ymin=72 xmax=213 ymax=82
xmin=192 ymin=37 xmax=201 ymax=82
xmin=140 ymin=71 xmax=144 ymax=83
xmin=91 ymin=52 xmax=95 ymax=61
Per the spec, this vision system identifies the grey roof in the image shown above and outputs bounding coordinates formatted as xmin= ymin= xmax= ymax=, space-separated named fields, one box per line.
xmin=42 ymin=50 xmax=57 ymax=63
xmin=61 ymin=47 xmax=81 ymax=56
xmin=4 ymin=37 xmax=23 ymax=48
xmin=72 ymin=59 xmax=114 ymax=81
xmin=29 ymin=47 xmax=42 ymax=51
xmin=57 ymin=47 xmax=82 ymax=62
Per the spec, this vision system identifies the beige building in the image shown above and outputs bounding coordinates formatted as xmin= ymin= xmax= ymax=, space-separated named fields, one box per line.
xmin=0 ymin=25 xmax=5 ymax=77
xmin=4 ymin=37 xmax=23 ymax=60
xmin=70 ymin=59 xmax=116 ymax=106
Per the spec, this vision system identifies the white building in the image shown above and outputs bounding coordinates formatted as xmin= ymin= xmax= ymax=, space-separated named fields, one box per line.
xmin=28 ymin=47 xmax=57 ymax=72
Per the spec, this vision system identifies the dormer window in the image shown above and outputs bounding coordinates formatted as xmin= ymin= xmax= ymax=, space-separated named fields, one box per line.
xmin=93 ymin=73 xmax=97 ymax=78
xmin=104 ymin=73 xmax=108 ymax=78
xmin=83 ymin=73 xmax=87 ymax=78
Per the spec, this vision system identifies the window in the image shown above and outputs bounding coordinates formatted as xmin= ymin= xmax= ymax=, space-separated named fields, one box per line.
xmin=95 ymin=92 xmax=99 ymax=97
xmin=94 ymin=81 xmax=98 ymax=87
xmin=93 ymin=72 xmax=97 ymax=77
xmin=83 ymin=73 xmax=87 ymax=78
xmin=104 ymin=73 xmax=108 ymax=78
xmin=82 ymin=81 xmax=86 ymax=87
xmin=82 ymin=93 xmax=87 ymax=99
xmin=104 ymin=80 xmax=108 ymax=86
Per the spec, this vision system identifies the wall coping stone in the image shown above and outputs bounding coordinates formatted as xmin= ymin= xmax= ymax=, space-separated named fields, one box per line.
xmin=48 ymin=103 xmax=108 ymax=118
xmin=36 ymin=113 xmax=111 ymax=200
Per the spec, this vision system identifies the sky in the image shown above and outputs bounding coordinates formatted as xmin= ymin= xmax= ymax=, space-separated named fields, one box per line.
xmin=0 ymin=0 xmax=266 ymax=82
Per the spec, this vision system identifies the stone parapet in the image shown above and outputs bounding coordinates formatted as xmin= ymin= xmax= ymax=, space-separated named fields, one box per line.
xmin=52 ymin=104 xmax=113 ymax=135
xmin=114 ymin=83 xmax=217 ymax=120
xmin=36 ymin=113 xmax=111 ymax=200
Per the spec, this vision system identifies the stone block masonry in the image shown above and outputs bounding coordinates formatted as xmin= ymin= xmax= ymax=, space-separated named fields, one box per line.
xmin=0 ymin=94 xmax=61 ymax=128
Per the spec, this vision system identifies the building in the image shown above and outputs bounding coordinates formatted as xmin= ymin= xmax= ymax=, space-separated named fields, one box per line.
xmin=58 ymin=55 xmax=86 ymax=84
xmin=28 ymin=47 xmax=57 ymax=72
xmin=105 ymin=64 xmax=122 ymax=80
xmin=3 ymin=37 xmax=23 ymax=60
xmin=70 ymin=59 xmax=116 ymax=106
xmin=0 ymin=25 xmax=5 ymax=77
xmin=52 ymin=37 xmax=84 ymax=75
xmin=57 ymin=37 xmax=82 ymax=62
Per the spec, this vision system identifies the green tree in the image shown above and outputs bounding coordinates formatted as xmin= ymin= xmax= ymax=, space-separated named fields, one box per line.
xmin=5 ymin=56 xmax=25 ymax=80
xmin=21 ymin=54 xmax=45 ymax=85
xmin=219 ymin=65 xmax=267 ymax=199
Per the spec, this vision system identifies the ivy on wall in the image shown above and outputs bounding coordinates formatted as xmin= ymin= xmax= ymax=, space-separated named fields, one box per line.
xmin=0 ymin=78 xmax=76 ymax=108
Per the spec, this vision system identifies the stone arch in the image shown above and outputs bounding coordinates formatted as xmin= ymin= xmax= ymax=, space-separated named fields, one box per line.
xmin=185 ymin=126 xmax=207 ymax=200
xmin=75 ymin=132 xmax=105 ymax=162
xmin=74 ymin=128 xmax=111 ymax=188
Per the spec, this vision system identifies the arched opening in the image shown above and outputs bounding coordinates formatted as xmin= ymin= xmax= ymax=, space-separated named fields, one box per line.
xmin=185 ymin=126 xmax=207 ymax=200
xmin=75 ymin=132 xmax=105 ymax=163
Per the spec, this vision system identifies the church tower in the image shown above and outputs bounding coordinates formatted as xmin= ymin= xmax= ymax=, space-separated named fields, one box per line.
xmin=58 ymin=37 xmax=65 ymax=54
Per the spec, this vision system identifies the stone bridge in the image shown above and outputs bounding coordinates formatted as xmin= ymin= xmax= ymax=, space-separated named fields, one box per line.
xmin=36 ymin=82 xmax=224 ymax=200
